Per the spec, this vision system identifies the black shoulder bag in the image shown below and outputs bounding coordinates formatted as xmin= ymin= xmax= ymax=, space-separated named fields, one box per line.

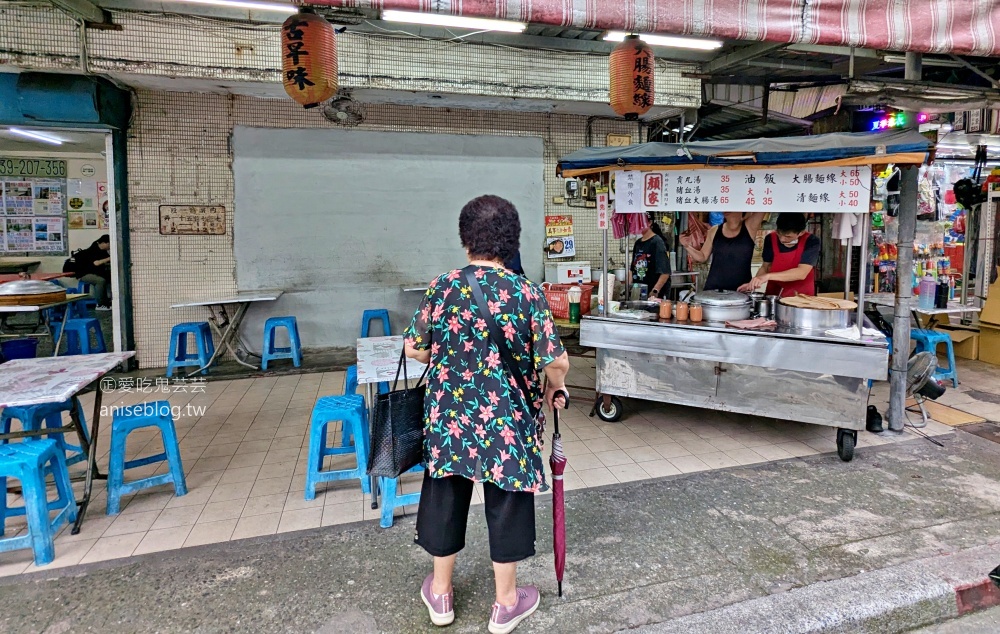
xmin=366 ymin=349 xmax=430 ymax=478
xmin=464 ymin=268 xmax=539 ymax=421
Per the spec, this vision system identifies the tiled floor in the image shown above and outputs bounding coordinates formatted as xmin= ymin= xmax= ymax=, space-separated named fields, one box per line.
xmin=0 ymin=354 xmax=964 ymax=577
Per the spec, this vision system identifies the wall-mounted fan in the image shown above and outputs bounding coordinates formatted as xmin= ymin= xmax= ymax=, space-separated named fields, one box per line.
xmin=322 ymin=96 xmax=365 ymax=127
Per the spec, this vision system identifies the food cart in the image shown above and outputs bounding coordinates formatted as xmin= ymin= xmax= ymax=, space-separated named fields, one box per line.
xmin=558 ymin=130 xmax=933 ymax=461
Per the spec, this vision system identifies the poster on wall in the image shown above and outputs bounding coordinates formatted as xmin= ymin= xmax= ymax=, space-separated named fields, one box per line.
xmin=613 ymin=170 xmax=643 ymax=213
xmin=67 ymin=179 xmax=98 ymax=211
xmin=33 ymin=182 xmax=62 ymax=215
xmin=158 ymin=205 xmax=226 ymax=235
xmin=33 ymin=218 xmax=64 ymax=252
xmin=68 ymin=212 xmax=85 ymax=230
xmin=3 ymin=182 xmax=33 ymax=215
xmin=5 ymin=219 xmax=33 ymax=250
xmin=545 ymin=215 xmax=573 ymax=237
xmin=97 ymin=181 xmax=109 ymax=228
xmin=545 ymin=235 xmax=576 ymax=258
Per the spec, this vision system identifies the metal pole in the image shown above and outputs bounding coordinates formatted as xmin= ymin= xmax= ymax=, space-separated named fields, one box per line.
xmin=889 ymin=53 xmax=921 ymax=432
xmin=844 ymin=237 xmax=853 ymax=300
xmin=889 ymin=166 xmax=918 ymax=432
xmin=603 ymin=173 xmax=610 ymax=309
xmin=856 ymin=218 xmax=868 ymax=332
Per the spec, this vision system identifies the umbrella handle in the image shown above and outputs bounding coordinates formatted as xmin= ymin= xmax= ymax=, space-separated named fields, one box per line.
xmin=552 ymin=389 xmax=569 ymax=435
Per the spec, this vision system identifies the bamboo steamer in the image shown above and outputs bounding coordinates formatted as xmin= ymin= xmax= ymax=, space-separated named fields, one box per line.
xmin=0 ymin=280 xmax=67 ymax=306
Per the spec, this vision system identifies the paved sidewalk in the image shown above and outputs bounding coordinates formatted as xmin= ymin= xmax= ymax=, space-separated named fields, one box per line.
xmin=2 ymin=427 xmax=1000 ymax=633
xmin=909 ymin=605 xmax=1000 ymax=633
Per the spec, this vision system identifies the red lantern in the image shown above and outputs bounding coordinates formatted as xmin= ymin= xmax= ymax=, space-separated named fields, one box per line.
xmin=609 ymin=35 xmax=654 ymax=120
xmin=282 ymin=11 xmax=338 ymax=109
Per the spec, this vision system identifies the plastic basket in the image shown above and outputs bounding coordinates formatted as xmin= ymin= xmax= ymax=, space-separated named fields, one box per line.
xmin=1 ymin=338 xmax=39 ymax=362
xmin=542 ymin=283 xmax=593 ymax=319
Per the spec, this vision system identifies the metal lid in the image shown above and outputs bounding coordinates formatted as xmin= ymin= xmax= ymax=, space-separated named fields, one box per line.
xmin=692 ymin=289 xmax=750 ymax=307
xmin=0 ymin=280 xmax=65 ymax=296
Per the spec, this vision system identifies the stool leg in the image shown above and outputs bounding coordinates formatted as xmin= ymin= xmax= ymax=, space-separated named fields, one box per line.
xmin=167 ymin=332 xmax=180 ymax=378
xmin=49 ymin=453 xmax=78 ymax=526
xmin=22 ymin=468 xmax=55 ymax=565
xmin=290 ymin=322 xmax=302 ymax=368
xmin=159 ymin=419 xmax=188 ymax=497
xmin=92 ymin=323 xmax=107 ymax=354
xmin=351 ymin=413 xmax=371 ymax=496
xmin=305 ymin=411 xmax=327 ymax=501
xmin=106 ymin=426 xmax=128 ymax=515
xmin=379 ymin=477 xmax=397 ymax=528
xmin=380 ymin=314 xmax=391 ymax=337
xmin=0 ymin=476 xmax=7 ymax=537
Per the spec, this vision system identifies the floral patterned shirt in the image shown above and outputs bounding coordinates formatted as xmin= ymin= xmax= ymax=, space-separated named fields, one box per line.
xmin=404 ymin=265 xmax=566 ymax=493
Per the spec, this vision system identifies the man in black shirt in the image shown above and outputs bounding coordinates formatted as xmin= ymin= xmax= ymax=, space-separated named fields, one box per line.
xmin=629 ymin=215 xmax=671 ymax=299
xmin=75 ymin=234 xmax=112 ymax=310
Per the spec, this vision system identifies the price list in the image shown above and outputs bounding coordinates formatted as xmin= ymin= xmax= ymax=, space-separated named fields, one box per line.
xmin=641 ymin=166 xmax=871 ymax=214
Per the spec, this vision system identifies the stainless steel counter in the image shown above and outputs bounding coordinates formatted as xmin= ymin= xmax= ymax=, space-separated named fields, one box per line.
xmin=580 ymin=315 xmax=888 ymax=380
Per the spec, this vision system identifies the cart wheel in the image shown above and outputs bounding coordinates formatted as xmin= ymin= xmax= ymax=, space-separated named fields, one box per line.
xmin=595 ymin=396 xmax=624 ymax=423
xmin=836 ymin=429 xmax=856 ymax=462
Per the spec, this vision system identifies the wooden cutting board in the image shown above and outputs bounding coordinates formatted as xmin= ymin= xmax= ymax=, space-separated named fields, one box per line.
xmin=0 ymin=290 xmax=66 ymax=306
xmin=779 ymin=295 xmax=857 ymax=310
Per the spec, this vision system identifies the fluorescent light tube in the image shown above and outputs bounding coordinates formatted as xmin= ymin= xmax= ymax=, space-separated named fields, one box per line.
xmin=605 ymin=31 xmax=723 ymax=50
xmin=170 ymin=0 xmax=297 ymax=14
xmin=8 ymin=128 xmax=63 ymax=145
xmin=382 ymin=9 xmax=526 ymax=33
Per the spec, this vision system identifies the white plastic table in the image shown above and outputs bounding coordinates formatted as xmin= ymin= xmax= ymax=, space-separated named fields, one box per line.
xmin=171 ymin=291 xmax=283 ymax=374
xmin=0 ymin=351 xmax=134 ymax=533
xmin=356 ymin=335 xmax=427 ymax=509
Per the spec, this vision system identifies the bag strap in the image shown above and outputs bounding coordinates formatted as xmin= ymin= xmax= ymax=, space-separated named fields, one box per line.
xmin=392 ymin=346 xmax=429 ymax=392
xmin=464 ymin=267 xmax=538 ymax=419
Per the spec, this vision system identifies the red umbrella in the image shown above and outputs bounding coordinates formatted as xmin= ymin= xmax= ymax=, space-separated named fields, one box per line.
xmin=549 ymin=390 xmax=570 ymax=597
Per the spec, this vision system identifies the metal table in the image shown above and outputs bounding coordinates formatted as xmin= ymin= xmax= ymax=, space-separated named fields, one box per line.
xmin=0 ymin=260 xmax=41 ymax=275
xmin=171 ymin=291 xmax=283 ymax=375
xmin=0 ymin=294 xmax=90 ymax=356
xmin=356 ymin=335 xmax=426 ymax=509
xmin=865 ymin=293 xmax=983 ymax=329
xmin=581 ymin=315 xmax=889 ymax=460
xmin=0 ymin=352 xmax=134 ymax=534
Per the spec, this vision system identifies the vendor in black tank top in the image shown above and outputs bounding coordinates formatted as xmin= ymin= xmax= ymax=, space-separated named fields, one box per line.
xmin=680 ymin=212 xmax=766 ymax=291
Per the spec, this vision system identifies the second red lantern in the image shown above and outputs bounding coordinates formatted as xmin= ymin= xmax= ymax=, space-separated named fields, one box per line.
xmin=609 ymin=35 xmax=655 ymax=120
xmin=282 ymin=11 xmax=338 ymax=109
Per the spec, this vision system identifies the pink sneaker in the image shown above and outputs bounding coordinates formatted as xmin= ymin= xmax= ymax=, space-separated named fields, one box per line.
xmin=488 ymin=586 xmax=540 ymax=634
xmin=421 ymin=573 xmax=455 ymax=627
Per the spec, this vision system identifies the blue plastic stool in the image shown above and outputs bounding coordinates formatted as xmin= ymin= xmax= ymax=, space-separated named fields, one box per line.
xmin=340 ymin=366 xmax=360 ymax=447
xmin=166 ymin=322 xmax=215 ymax=377
xmin=106 ymin=401 xmax=187 ymax=515
xmin=0 ymin=398 xmax=90 ymax=467
xmin=74 ymin=281 xmax=98 ymax=315
xmin=0 ymin=440 xmax=77 ymax=565
xmin=262 ymin=316 xmax=303 ymax=370
xmin=911 ymin=329 xmax=959 ymax=388
xmin=360 ymin=309 xmax=391 ymax=338
xmin=62 ymin=318 xmax=107 ymax=355
xmin=305 ymin=394 xmax=371 ymax=500
xmin=378 ymin=465 xmax=423 ymax=529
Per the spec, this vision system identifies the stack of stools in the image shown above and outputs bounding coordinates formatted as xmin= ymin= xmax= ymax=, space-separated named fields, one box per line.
xmin=0 ymin=398 xmax=89 ymax=467
xmin=106 ymin=401 xmax=187 ymax=515
xmin=0 ymin=440 xmax=77 ymax=565
xmin=262 ymin=316 xmax=303 ymax=370
xmin=62 ymin=318 xmax=107 ymax=355
xmin=305 ymin=365 xmax=371 ymax=500
xmin=166 ymin=322 xmax=215 ymax=377
xmin=911 ymin=329 xmax=960 ymax=388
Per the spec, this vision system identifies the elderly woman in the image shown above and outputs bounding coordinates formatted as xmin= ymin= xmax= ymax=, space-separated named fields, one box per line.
xmin=404 ymin=195 xmax=570 ymax=633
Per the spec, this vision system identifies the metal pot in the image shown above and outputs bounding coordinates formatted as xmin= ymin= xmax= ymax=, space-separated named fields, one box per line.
xmin=692 ymin=290 xmax=752 ymax=323
xmin=775 ymin=301 xmax=851 ymax=330
xmin=753 ymin=297 xmax=772 ymax=319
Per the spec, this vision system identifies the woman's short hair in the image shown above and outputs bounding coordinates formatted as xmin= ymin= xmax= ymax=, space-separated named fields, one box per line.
xmin=459 ymin=195 xmax=521 ymax=262
xmin=776 ymin=213 xmax=807 ymax=234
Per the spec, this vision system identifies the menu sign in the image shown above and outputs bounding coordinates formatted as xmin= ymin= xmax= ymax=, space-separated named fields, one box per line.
xmin=642 ymin=166 xmax=871 ymax=214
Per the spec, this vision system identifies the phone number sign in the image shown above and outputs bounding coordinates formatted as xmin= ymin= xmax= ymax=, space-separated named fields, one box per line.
xmin=641 ymin=166 xmax=871 ymax=214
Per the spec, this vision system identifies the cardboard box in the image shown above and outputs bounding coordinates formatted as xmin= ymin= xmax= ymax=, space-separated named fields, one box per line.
xmin=934 ymin=324 xmax=980 ymax=360
xmin=545 ymin=261 xmax=591 ymax=284
xmin=979 ymin=323 xmax=1000 ymax=366
xmin=980 ymin=267 xmax=1000 ymax=325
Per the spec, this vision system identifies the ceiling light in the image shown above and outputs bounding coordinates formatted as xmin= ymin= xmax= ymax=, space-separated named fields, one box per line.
xmin=8 ymin=128 xmax=63 ymax=145
xmin=170 ymin=0 xmax=297 ymax=14
xmin=382 ymin=10 xmax=526 ymax=33
xmin=604 ymin=31 xmax=723 ymax=50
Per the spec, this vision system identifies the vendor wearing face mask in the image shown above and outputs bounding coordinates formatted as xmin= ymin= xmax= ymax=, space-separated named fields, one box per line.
xmin=739 ymin=213 xmax=819 ymax=296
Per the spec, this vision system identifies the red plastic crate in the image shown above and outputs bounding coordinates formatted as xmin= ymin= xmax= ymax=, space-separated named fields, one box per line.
xmin=542 ymin=283 xmax=593 ymax=319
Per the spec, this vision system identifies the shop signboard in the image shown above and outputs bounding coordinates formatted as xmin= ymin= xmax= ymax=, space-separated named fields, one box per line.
xmin=641 ymin=166 xmax=872 ymax=214
xmin=596 ymin=192 xmax=609 ymax=230
xmin=545 ymin=215 xmax=573 ymax=237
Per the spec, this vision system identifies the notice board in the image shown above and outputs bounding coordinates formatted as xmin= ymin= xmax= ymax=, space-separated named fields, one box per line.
xmin=232 ymin=127 xmax=545 ymax=349
xmin=0 ymin=157 xmax=69 ymax=255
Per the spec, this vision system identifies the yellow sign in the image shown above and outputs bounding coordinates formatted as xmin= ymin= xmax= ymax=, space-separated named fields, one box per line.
xmin=545 ymin=215 xmax=573 ymax=237
xmin=607 ymin=133 xmax=632 ymax=147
